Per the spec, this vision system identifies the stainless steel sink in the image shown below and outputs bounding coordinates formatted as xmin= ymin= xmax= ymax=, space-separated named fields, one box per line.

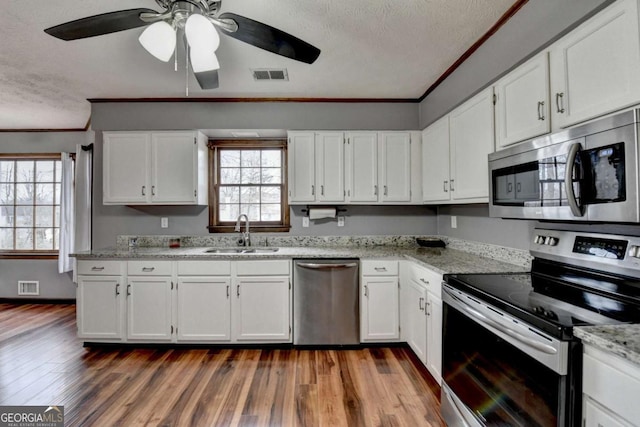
xmin=204 ymin=247 xmax=279 ymax=254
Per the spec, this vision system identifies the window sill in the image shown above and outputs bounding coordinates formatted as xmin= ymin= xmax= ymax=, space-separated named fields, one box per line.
xmin=0 ymin=253 xmax=59 ymax=260
xmin=208 ymin=225 xmax=291 ymax=233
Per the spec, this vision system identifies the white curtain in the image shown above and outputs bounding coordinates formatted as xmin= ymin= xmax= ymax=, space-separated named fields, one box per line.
xmin=58 ymin=152 xmax=75 ymax=273
xmin=73 ymin=144 xmax=93 ymax=280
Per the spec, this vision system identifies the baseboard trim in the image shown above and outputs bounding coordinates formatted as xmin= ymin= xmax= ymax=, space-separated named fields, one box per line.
xmin=0 ymin=298 xmax=75 ymax=305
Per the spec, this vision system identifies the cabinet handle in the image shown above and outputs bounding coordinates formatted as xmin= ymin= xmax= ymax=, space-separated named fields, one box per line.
xmin=507 ymin=182 xmax=513 ymax=193
xmin=142 ymin=267 xmax=155 ymax=272
xmin=151 ymin=185 xmax=155 ymax=196
xmin=91 ymin=266 xmax=104 ymax=271
xmin=115 ymin=284 xmax=120 ymax=296
xmin=419 ymin=278 xmax=429 ymax=286
xmin=311 ymin=185 xmax=315 ymax=196
xmin=226 ymin=285 xmax=230 ymax=298
xmin=321 ymin=185 xmax=324 ymax=196
xmin=126 ymin=285 xmax=131 ymax=296
xmin=142 ymin=185 xmax=146 ymax=196
xmin=374 ymin=267 xmax=387 ymax=272
xmin=364 ymin=285 xmax=369 ymax=297
xmin=171 ymin=325 xmax=174 ymax=335
xmin=237 ymin=285 xmax=240 ymax=298
xmin=555 ymin=92 xmax=565 ymax=113
xmin=374 ymin=185 xmax=378 ymax=196
xmin=443 ymin=180 xmax=448 ymax=192
xmin=517 ymin=182 xmax=521 ymax=193
xmin=419 ymin=297 xmax=424 ymax=311
xmin=450 ymin=179 xmax=455 ymax=192
xmin=537 ymin=101 xmax=545 ymax=121
xmin=384 ymin=185 xmax=388 ymax=196
xmin=426 ymin=301 xmax=431 ymax=316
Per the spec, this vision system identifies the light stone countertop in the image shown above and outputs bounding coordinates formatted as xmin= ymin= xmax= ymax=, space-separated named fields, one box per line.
xmin=574 ymin=324 xmax=640 ymax=365
xmin=72 ymin=245 xmax=528 ymax=275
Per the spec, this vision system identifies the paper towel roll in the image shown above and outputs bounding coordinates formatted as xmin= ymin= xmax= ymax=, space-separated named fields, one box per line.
xmin=309 ymin=207 xmax=337 ymax=220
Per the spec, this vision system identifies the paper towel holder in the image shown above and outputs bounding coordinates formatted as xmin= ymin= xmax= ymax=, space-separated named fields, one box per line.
xmin=301 ymin=206 xmax=347 ymax=216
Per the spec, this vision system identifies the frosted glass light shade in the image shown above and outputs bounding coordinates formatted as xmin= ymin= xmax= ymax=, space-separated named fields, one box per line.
xmin=138 ymin=21 xmax=176 ymax=62
xmin=185 ymin=14 xmax=220 ymax=52
xmin=190 ymin=50 xmax=220 ymax=72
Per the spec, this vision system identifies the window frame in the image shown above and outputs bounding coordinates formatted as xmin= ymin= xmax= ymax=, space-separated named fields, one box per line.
xmin=207 ymin=139 xmax=290 ymax=233
xmin=0 ymin=153 xmax=66 ymax=259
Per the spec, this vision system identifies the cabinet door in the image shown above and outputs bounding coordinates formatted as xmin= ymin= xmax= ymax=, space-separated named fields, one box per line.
xmin=421 ymin=116 xmax=451 ymax=202
xmin=127 ymin=277 xmax=173 ymax=341
xmin=380 ymin=132 xmax=411 ymax=202
xmin=177 ymin=277 xmax=231 ymax=342
xmin=406 ymin=279 xmax=428 ymax=363
xmin=449 ymin=87 xmax=495 ymax=201
xmin=151 ymin=132 xmax=198 ymax=204
xmin=234 ymin=276 xmax=291 ymax=341
xmin=315 ymin=132 xmax=345 ymax=202
xmin=426 ymin=293 xmax=443 ymax=385
xmin=103 ymin=132 xmax=150 ymax=204
xmin=361 ymin=276 xmax=400 ymax=341
xmin=584 ymin=398 xmax=630 ymax=427
xmin=77 ymin=276 xmax=123 ymax=340
xmin=288 ymin=132 xmax=316 ymax=203
xmin=495 ymin=52 xmax=550 ymax=148
xmin=346 ymin=132 xmax=378 ymax=202
xmin=550 ymin=0 xmax=640 ymax=129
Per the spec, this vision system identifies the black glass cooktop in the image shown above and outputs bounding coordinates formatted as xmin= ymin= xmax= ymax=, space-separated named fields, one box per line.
xmin=445 ymin=259 xmax=640 ymax=340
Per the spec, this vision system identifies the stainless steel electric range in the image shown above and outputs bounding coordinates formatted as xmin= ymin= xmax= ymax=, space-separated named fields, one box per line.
xmin=442 ymin=228 xmax=640 ymax=427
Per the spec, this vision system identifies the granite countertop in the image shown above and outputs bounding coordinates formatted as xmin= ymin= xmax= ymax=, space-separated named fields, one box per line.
xmin=574 ymin=324 xmax=640 ymax=365
xmin=72 ymin=245 xmax=528 ymax=275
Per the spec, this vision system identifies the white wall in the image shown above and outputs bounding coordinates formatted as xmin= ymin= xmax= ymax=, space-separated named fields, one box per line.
xmin=0 ymin=132 xmax=88 ymax=299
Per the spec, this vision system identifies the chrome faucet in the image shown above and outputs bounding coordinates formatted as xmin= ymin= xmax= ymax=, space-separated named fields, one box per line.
xmin=235 ymin=214 xmax=251 ymax=246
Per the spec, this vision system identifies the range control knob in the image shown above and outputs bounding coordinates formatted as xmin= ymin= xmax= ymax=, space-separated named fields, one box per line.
xmin=545 ymin=236 xmax=559 ymax=246
xmin=534 ymin=235 xmax=546 ymax=245
xmin=629 ymin=245 xmax=640 ymax=258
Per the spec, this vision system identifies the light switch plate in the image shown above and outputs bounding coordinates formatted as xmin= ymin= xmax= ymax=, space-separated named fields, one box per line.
xmin=161 ymin=217 xmax=169 ymax=228
xmin=302 ymin=217 xmax=309 ymax=227
xmin=451 ymin=215 xmax=457 ymax=229
xmin=338 ymin=216 xmax=345 ymax=227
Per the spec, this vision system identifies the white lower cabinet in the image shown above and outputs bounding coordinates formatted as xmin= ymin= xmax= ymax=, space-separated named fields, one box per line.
xmin=177 ymin=277 xmax=231 ymax=342
xmin=400 ymin=261 xmax=443 ymax=384
xmin=127 ymin=275 xmax=173 ymax=341
xmin=77 ymin=261 xmax=125 ymax=340
xmin=234 ymin=276 xmax=291 ymax=341
xmin=360 ymin=260 xmax=400 ymax=342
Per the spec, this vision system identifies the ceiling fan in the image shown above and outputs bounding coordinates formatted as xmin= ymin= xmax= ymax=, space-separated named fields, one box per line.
xmin=44 ymin=0 xmax=321 ymax=90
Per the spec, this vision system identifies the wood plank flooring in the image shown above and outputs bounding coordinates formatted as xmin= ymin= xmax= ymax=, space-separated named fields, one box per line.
xmin=0 ymin=303 xmax=445 ymax=426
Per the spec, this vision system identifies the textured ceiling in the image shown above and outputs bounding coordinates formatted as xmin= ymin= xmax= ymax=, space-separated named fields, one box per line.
xmin=0 ymin=0 xmax=516 ymax=129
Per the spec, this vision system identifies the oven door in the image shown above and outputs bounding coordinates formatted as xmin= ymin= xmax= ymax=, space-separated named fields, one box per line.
xmin=441 ymin=285 xmax=579 ymax=427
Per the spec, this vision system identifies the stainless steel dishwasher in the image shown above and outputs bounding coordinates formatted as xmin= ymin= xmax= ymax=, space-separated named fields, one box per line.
xmin=293 ymin=259 xmax=359 ymax=345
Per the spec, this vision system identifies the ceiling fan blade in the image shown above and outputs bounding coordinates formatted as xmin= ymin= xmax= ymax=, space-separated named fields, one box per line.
xmin=194 ymin=70 xmax=220 ymax=89
xmin=44 ymin=9 xmax=159 ymax=41
xmin=218 ymin=13 xmax=320 ymax=64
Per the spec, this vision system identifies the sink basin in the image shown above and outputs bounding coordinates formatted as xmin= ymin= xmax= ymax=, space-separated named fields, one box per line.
xmin=204 ymin=247 xmax=279 ymax=254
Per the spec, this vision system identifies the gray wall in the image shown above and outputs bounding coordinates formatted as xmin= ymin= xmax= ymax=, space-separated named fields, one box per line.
xmin=90 ymin=101 xmax=435 ymax=248
xmin=0 ymin=131 xmax=88 ymax=299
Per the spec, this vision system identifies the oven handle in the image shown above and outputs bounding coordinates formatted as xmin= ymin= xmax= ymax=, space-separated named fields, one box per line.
xmin=564 ymin=142 xmax=584 ymax=217
xmin=443 ymin=288 xmax=558 ymax=355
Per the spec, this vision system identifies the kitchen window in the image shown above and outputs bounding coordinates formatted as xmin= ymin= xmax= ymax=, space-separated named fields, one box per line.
xmin=0 ymin=154 xmax=64 ymax=258
xmin=208 ymin=139 xmax=290 ymax=232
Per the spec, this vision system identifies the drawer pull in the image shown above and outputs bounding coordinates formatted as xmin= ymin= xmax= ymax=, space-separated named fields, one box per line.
xmin=142 ymin=267 xmax=155 ymax=272
xmin=419 ymin=278 xmax=429 ymax=285
xmin=374 ymin=267 xmax=387 ymax=272
xmin=91 ymin=266 xmax=105 ymax=271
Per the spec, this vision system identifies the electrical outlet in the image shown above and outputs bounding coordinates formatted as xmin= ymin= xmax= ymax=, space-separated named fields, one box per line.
xmin=337 ymin=216 xmax=345 ymax=227
xmin=302 ymin=217 xmax=309 ymax=227
xmin=161 ymin=217 xmax=169 ymax=228
xmin=451 ymin=215 xmax=457 ymax=229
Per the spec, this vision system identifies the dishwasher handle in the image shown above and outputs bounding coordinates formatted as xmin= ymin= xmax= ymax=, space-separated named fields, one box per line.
xmin=296 ymin=262 xmax=358 ymax=270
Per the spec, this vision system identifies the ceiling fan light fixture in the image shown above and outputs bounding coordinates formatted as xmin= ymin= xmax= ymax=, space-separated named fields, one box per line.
xmin=185 ymin=13 xmax=220 ymax=52
xmin=190 ymin=50 xmax=220 ymax=72
xmin=138 ymin=21 xmax=176 ymax=62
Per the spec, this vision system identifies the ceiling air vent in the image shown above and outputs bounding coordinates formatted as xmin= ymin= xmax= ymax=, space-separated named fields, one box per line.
xmin=252 ymin=68 xmax=289 ymax=81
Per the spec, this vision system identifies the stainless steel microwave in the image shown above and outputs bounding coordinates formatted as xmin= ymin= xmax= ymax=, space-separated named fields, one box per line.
xmin=489 ymin=109 xmax=640 ymax=222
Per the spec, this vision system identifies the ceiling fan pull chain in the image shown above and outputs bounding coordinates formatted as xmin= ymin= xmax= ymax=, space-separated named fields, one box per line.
xmin=185 ymin=43 xmax=189 ymax=97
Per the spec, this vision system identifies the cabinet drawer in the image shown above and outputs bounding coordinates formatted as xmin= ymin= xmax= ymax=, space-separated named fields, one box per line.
xmin=127 ymin=260 xmax=172 ymax=276
xmin=407 ymin=263 xmax=442 ymax=298
xmin=77 ymin=260 xmax=123 ymax=276
xmin=362 ymin=260 xmax=398 ymax=276
xmin=177 ymin=260 xmax=231 ymax=276
xmin=583 ymin=346 xmax=640 ymax=424
xmin=236 ymin=260 xmax=290 ymax=276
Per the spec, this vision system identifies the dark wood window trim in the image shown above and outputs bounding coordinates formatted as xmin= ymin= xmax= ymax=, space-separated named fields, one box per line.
xmin=0 ymin=153 xmax=68 ymax=258
xmin=207 ymin=139 xmax=290 ymax=233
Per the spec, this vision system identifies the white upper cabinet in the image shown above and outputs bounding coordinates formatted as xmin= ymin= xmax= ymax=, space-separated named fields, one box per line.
xmin=449 ymin=87 xmax=495 ymax=202
xmin=345 ymin=132 xmax=378 ymax=202
xmin=380 ymin=132 xmax=412 ymax=202
xmin=550 ymin=0 xmax=640 ymax=129
xmin=103 ymin=131 xmax=208 ymax=205
xmin=495 ymin=52 xmax=550 ymax=149
xmin=421 ymin=116 xmax=451 ymax=202
xmin=287 ymin=131 xmax=316 ymax=203
xmin=315 ymin=132 xmax=345 ymax=203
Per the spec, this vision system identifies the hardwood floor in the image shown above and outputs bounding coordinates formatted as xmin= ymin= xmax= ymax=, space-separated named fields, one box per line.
xmin=0 ymin=303 xmax=445 ymax=426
